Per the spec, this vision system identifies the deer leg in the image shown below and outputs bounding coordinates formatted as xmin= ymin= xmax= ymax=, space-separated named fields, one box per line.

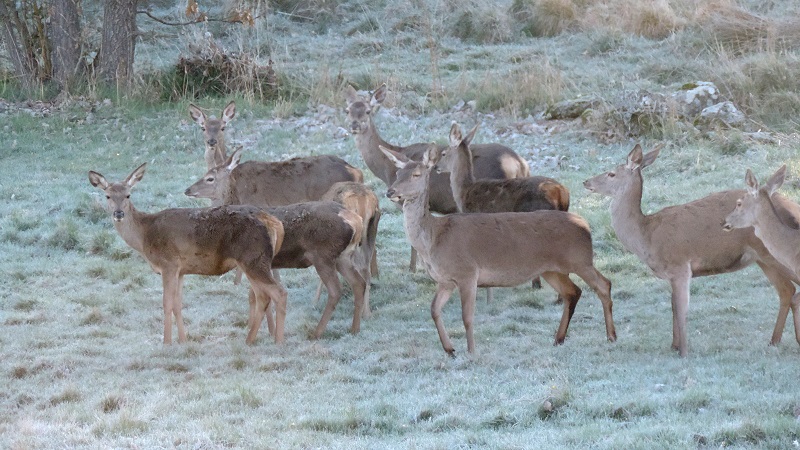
xmin=370 ymin=248 xmax=379 ymax=279
xmin=669 ymin=270 xmax=691 ymax=357
xmin=161 ymin=271 xmax=180 ymax=344
xmin=791 ymin=292 xmax=800 ymax=346
xmin=458 ymin=281 xmax=479 ymax=354
xmin=233 ymin=268 xmax=243 ymax=285
xmin=313 ymin=279 xmax=326 ymax=306
xmin=173 ymin=274 xmax=187 ymax=343
xmin=542 ymin=272 xmax=582 ymax=345
xmin=485 ymin=287 xmax=493 ymax=303
xmin=409 ymin=247 xmax=417 ymax=272
xmin=578 ymin=267 xmax=616 ymax=342
xmin=249 ymin=287 xmax=275 ymax=337
xmin=313 ymin=263 xmax=343 ymax=339
xmin=336 ymin=257 xmax=367 ymax=334
xmin=755 ymin=261 xmax=796 ymax=345
xmin=266 ymin=282 xmax=287 ymax=344
xmin=430 ymin=283 xmax=456 ymax=356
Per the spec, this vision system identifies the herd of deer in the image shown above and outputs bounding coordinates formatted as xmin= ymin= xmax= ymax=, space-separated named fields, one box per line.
xmin=88 ymin=84 xmax=800 ymax=358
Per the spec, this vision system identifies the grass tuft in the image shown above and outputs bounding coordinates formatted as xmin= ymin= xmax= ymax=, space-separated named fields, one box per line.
xmin=510 ymin=0 xmax=576 ymax=37
xmin=47 ymin=218 xmax=81 ymax=251
xmin=82 ymin=307 xmax=105 ymax=325
xmin=100 ymin=395 xmax=125 ymax=413
xmin=50 ymin=387 xmax=81 ymax=406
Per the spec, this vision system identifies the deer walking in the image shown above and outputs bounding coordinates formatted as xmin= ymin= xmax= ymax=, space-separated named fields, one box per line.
xmin=584 ymin=144 xmax=797 ymax=357
xmin=186 ymin=153 xmax=369 ymax=338
xmin=345 ymin=84 xmax=530 ymax=271
xmin=89 ymin=163 xmax=287 ymax=345
xmin=383 ymin=147 xmax=616 ymax=356
xmin=189 ymin=101 xmax=237 ymax=171
xmin=722 ymin=166 xmax=800 ymax=345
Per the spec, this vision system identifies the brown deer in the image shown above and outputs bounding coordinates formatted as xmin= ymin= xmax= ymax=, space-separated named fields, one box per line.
xmin=189 ymin=100 xmax=237 ymax=170
xmin=185 ymin=155 xmax=369 ymax=338
xmin=430 ymin=122 xmax=571 ymax=302
xmin=88 ymin=163 xmax=287 ymax=345
xmin=584 ymin=144 xmax=798 ymax=357
xmin=314 ymin=181 xmax=381 ymax=317
xmin=383 ymin=146 xmax=616 ymax=356
xmin=345 ymin=83 xmax=530 ymax=270
xmin=722 ymin=166 xmax=800 ymax=345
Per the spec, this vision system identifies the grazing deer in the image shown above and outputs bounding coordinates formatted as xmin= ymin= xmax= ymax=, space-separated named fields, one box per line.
xmin=314 ymin=181 xmax=381 ymax=317
xmin=723 ymin=166 xmax=800 ymax=345
xmin=185 ymin=156 xmax=369 ymax=338
xmin=88 ymin=163 xmax=287 ymax=345
xmin=584 ymin=144 xmax=798 ymax=357
xmin=345 ymin=83 xmax=530 ymax=271
xmin=189 ymin=100 xmax=237 ymax=171
xmin=431 ymin=122 xmax=571 ymax=302
xmin=383 ymin=146 xmax=616 ymax=356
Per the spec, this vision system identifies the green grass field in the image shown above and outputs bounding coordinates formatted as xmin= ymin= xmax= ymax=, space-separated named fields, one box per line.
xmin=2 ymin=1 xmax=800 ymax=448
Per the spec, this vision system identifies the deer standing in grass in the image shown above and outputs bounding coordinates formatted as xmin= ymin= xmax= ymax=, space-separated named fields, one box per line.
xmin=345 ymin=84 xmax=530 ymax=271
xmin=383 ymin=147 xmax=616 ymax=356
xmin=189 ymin=101 xmax=237 ymax=171
xmin=89 ymin=163 xmax=287 ymax=345
xmin=186 ymin=152 xmax=370 ymax=338
xmin=430 ymin=122 xmax=571 ymax=302
xmin=584 ymin=144 xmax=798 ymax=357
xmin=314 ymin=181 xmax=381 ymax=317
xmin=723 ymin=166 xmax=800 ymax=345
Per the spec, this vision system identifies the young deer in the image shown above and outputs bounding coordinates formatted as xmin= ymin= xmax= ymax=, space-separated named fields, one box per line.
xmin=185 ymin=155 xmax=369 ymax=338
xmin=189 ymin=100 xmax=237 ymax=170
xmin=314 ymin=181 xmax=381 ymax=317
xmin=89 ymin=163 xmax=287 ymax=345
xmin=383 ymin=147 xmax=616 ymax=356
xmin=584 ymin=144 xmax=798 ymax=357
xmin=345 ymin=83 xmax=530 ymax=270
xmin=723 ymin=166 xmax=800 ymax=345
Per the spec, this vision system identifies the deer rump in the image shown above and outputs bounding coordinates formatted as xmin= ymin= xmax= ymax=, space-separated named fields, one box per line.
xmin=422 ymin=210 xmax=594 ymax=288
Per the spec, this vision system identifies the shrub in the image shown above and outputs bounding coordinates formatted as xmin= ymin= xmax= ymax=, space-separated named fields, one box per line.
xmin=511 ymin=0 xmax=576 ymax=37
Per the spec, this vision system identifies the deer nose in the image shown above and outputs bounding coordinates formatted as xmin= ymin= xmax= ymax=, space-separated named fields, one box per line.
xmin=386 ymin=189 xmax=395 ymax=198
xmin=207 ymin=138 xmax=217 ymax=146
xmin=113 ymin=210 xmax=125 ymax=221
xmin=349 ymin=122 xmax=360 ymax=133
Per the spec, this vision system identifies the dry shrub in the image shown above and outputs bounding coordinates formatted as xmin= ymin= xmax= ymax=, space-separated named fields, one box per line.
xmin=451 ymin=1 xmax=514 ymax=43
xmin=459 ymin=61 xmax=563 ymax=115
xmin=161 ymin=36 xmax=277 ymax=101
xmin=696 ymin=2 xmax=800 ymax=54
xmin=510 ymin=0 xmax=577 ymax=37
xmin=581 ymin=0 xmax=682 ymax=39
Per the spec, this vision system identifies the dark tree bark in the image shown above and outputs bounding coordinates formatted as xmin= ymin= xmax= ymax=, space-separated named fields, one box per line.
xmin=50 ymin=0 xmax=82 ymax=89
xmin=0 ymin=0 xmax=39 ymax=90
xmin=98 ymin=0 xmax=137 ymax=86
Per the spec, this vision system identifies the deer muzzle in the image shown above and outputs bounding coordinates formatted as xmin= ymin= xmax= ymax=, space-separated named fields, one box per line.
xmin=113 ymin=210 xmax=125 ymax=222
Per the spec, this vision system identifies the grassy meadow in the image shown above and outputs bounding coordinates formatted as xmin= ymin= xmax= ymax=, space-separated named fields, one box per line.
xmin=2 ymin=0 xmax=800 ymax=448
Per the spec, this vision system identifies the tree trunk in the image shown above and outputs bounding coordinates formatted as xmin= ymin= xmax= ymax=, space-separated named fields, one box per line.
xmin=0 ymin=0 xmax=39 ymax=90
xmin=50 ymin=0 xmax=82 ymax=89
xmin=98 ymin=0 xmax=137 ymax=86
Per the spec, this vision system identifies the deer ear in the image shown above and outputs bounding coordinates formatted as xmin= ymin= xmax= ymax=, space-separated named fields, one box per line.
xmin=449 ymin=122 xmax=462 ymax=147
xmin=764 ymin=165 xmax=786 ymax=196
xmin=371 ymin=84 xmax=387 ymax=106
xmin=422 ymin=144 xmax=439 ymax=168
xmin=188 ymin=104 xmax=205 ymax=126
xmin=88 ymin=171 xmax=109 ymax=189
xmin=344 ymin=85 xmax=359 ymax=105
xmin=227 ymin=148 xmax=242 ymax=171
xmin=462 ymin=124 xmax=479 ymax=147
xmin=126 ymin=163 xmax=147 ymax=188
xmin=222 ymin=100 xmax=236 ymax=124
xmin=640 ymin=144 xmax=662 ymax=169
xmin=380 ymin=145 xmax=410 ymax=169
xmin=626 ymin=144 xmax=644 ymax=170
xmin=744 ymin=168 xmax=759 ymax=195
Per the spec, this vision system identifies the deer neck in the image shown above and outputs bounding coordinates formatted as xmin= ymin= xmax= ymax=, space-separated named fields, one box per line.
xmin=354 ymin=120 xmax=397 ymax=186
xmin=205 ymin=141 xmax=227 ymax=171
xmin=753 ymin=194 xmax=800 ymax=268
xmin=608 ymin=173 xmax=652 ymax=258
xmin=449 ymin=145 xmax=476 ymax=212
xmin=400 ymin=180 xmax=436 ymax=258
xmin=113 ymin=206 xmax=148 ymax=255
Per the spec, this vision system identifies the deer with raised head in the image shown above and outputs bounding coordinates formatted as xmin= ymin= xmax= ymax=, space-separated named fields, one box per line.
xmin=345 ymin=83 xmax=530 ymax=271
xmin=584 ymin=144 xmax=798 ymax=357
xmin=185 ymin=154 xmax=369 ymax=338
xmin=722 ymin=165 xmax=800 ymax=345
xmin=430 ymin=122 xmax=570 ymax=302
xmin=89 ymin=163 xmax=287 ymax=345
xmin=314 ymin=181 xmax=381 ymax=317
xmin=383 ymin=146 xmax=616 ymax=356
xmin=189 ymin=100 xmax=237 ymax=171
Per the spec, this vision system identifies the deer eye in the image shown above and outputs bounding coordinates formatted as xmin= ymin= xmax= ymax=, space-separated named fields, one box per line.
xmin=105 ymin=195 xmax=110 ymax=199
xmin=126 ymin=195 xmax=130 ymax=199
xmin=607 ymin=172 xmax=616 ymax=178
xmin=737 ymin=200 xmax=742 ymax=207
xmin=206 ymin=177 xmax=215 ymax=183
